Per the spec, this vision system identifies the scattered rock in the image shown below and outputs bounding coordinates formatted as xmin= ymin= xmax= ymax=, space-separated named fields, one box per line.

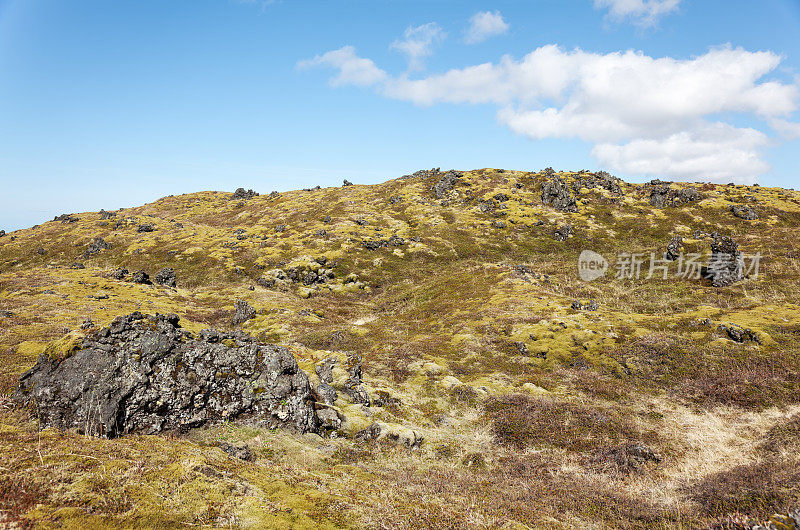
xmin=699 ymin=320 xmax=761 ymax=343
xmin=216 ymin=441 xmax=253 ymax=461
xmin=541 ymin=177 xmax=578 ymax=212
xmin=70 ymin=262 xmax=85 ymax=270
xmin=35 ymin=247 xmax=47 ymax=255
xmin=362 ymin=235 xmax=405 ymax=250
xmin=0 ymin=310 xmax=14 ymax=318
xmin=137 ymin=224 xmax=155 ymax=233
xmin=389 ymin=196 xmax=403 ymax=204
xmin=15 ymin=312 xmax=318 ymax=437
xmin=131 ymin=271 xmax=151 ymax=285
xmin=275 ymin=224 xmax=286 ymax=233
xmin=0 ymin=230 xmax=5 ymax=238
xmin=595 ymin=442 xmax=661 ymax=474
xmin=99 ymin=210 xmax=116 ymax=220
xmin=111 ymin=267 xmax=129 ymax=280
xmin=232 ymin=188 xmax=258 ymax=200
xmin=342 ymin=179 xmax=353 ymax=187
xmin=344 ymin=352 xmax=370 ymax=406
xmin=708 ymin=234 xmax=744 ymax=287
xmin=231 ymin=300 xmax=257 ymax=326
xmin=154 ymin=267 xmax=177 ymax=288
xmin=80 ymin=318 xmax=94 ymax=330
xmin=648 ymin=181 xmax=702 ymax=208
xmin=53 ymin=214 xmax=79 ymax=224
xmin=553 ymin=224 xmax=573 ymax=241
xmin=355 ymin=422 xmax=423 ymax=449
xmin=731 ymin=204 xmax=758 ymax=220
xmin=83 ymin=237 xmax=111 ymax=258
xmin=401 ymin=167 xmax=440 ymax=180
xmin=665 ymin=234 xmax=683 ymax=261
xmin=572 ymin=171 xmax=623 ymax=195
xmin=433 ymin=170 xmax=464 ymax=199
xmin=571 ymin=300 xmax=599 ymax=311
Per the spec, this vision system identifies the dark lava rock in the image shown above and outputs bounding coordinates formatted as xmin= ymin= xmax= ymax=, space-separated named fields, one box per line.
xmin=342 ymin=179 xmax=353 ymax=187
xmin=111 ymin=267 xmax=129 ymax=280
xmin=99 ymin=210 xmax=117 ymax=220
xmin=36 ymin=247 xmax=47 ymax=255
xmin=216 ymin=441 xmax=253 ymax=461
xmin=132 ymin=270 xmax=151 ymax=285
xmin=0 ymin=310 xmax=14 ymax=318
xmin=257 ymin=277 xmax=276 ymax=288
xmin=433 ymin=170 xmax=463 ymax=199
xmin=362 ymin=235 xmax=405 ymax=250
xmin=665 ymin=234 xmax=683 ymax=261
xmin=232 ymin=188 xmax=258 ymax=200
xmin=389 ymin=196 xmax=403 ymax=204
xmin=553 ymin=224 xmax=573 ymax=242
xmin=401 ymin=167 xmax=440 ymax=180
xmin=136 ymin=224 xmax=155 ymax=233
xmin=344 ymin=352 xmax=370 ymax=406
xmin=154 ymin=267 xmax=177 ymax=288
xmin=275 ymin=224 xmax=286 ymax=233
xmin=0 ymin=230 xmax=5 ymax=237
xmin=54 ymin=214 xmax=79 ymax=224
xmin=316 ymin=382 xmax=337 ymax=406
xmin=83 ymin=237 xmax=111 ymax=258
xmin=731 ymin=204 xmax=758 ymax=220
xmin=231 ymin=300 xmax=257 ymax=326
xmin=541 ymin=177 xmax=578 ymax=212
xmin=571 ymin=300 xmax=599 ymax=311
xmin=596 ymin=442 xmax=662 ymax=474
xmin=649 ymin=182 xmax=702 ymax=208
xmin=708 ymin=234 xmax=744 ymax=287
xmin=15 ymin=312 xmax=318 ymax=437
xmin=70 ymin=262 xmax=85 ymax=270
xmin=572 ymin=171 xmax=623 ymax=195
xmin=709 ymin=322 xmax=761 ymax=343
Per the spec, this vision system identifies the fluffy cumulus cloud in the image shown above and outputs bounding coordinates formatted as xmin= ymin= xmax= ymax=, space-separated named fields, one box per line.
xmin=390 ymin=23 xmax=446 ymax=71
xmin=300 ymin=43 xmax=799 ymax=183
xmin=594 ymin=0 xmax=682 ymax=27
xmin=464 ymin=10 xmax=509 ymax=44
xmin=296 ymin=46 xmax=387 ymax=87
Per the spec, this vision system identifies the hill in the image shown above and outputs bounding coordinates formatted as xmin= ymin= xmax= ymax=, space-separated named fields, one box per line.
xmin=1 ymin=168 xmax=799 ymax=528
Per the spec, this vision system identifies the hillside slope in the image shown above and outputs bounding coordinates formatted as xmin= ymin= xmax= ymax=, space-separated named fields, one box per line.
xmin=1 ymin=168 xmax=799 ymax=528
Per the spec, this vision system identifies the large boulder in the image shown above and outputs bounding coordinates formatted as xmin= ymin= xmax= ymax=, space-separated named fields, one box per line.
xmin=541 ymin=177 xmax=578 ymax=212
xmin=708 ymin=234 xmax=745 ymax=287
xmin=432 ymin=170 xmax=463 ymax=199
xmin=15 ymin=312 xmax=318 ymax=437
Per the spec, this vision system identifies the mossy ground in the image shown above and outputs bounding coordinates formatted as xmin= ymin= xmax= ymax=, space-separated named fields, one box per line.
xmin=1 ymin=169 xmax=799 ymax=528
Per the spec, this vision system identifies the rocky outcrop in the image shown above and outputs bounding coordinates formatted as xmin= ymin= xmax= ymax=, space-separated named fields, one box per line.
xmin=131 ymin=270 xmax=151 ymax=284
xmin=363 ymin=235 xmax=405 ymax=250
xmin=15 ymin=313 xmax=318 ymax=437
xmin=154 ymin=267 xmax=177 ymax=288
xmin=665 ymin=234 xmax=683 ymax=261
xmin=232 ymin=188 xmax=258 ymax=200
xmin=136 ymin=224 xmax=155 ymax=233
xmin=231 ymin=300 xmax=257 ymax=326
xmin=433 ymin=170 xmax=464 ymax=199
xmin=708 ymin=234 xmax=745 ymax=287
xmin=553 ymin=224 xmax=573 ymax=241
xmin=83 ymin=237 xmax=111 ymax=258
xmin=648 ymin=181 xmax=702 ymax=208
xmin=541 ymin=177 xmax=578 ymax=212
xmin=731 ymin=204 xmax=758 ymax=220
xmin=572 ymin=171 xmax=623 ymax=195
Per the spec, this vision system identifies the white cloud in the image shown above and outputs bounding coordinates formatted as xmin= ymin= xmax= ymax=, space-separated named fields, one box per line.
xmin=296 ymin=46 xmax=387 ymax=87
xmin=299 ymin=43 xmax=799 ymax=182
xmin=390 ymin=23 xmax=445 ymax=71
xmin=594 ymin=0 xmax=682 ymax=27
xmin=769 ymin=118 xmax=800 ymax=140
xmin=592 ymin=124 xmax=770 ymax=184
xmin=465 ymin=10 xmax=509 ymax=44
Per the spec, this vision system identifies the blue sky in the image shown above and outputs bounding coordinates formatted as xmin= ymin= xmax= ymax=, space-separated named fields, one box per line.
xmin=1 ymin=0 xmax=799 ymax=231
